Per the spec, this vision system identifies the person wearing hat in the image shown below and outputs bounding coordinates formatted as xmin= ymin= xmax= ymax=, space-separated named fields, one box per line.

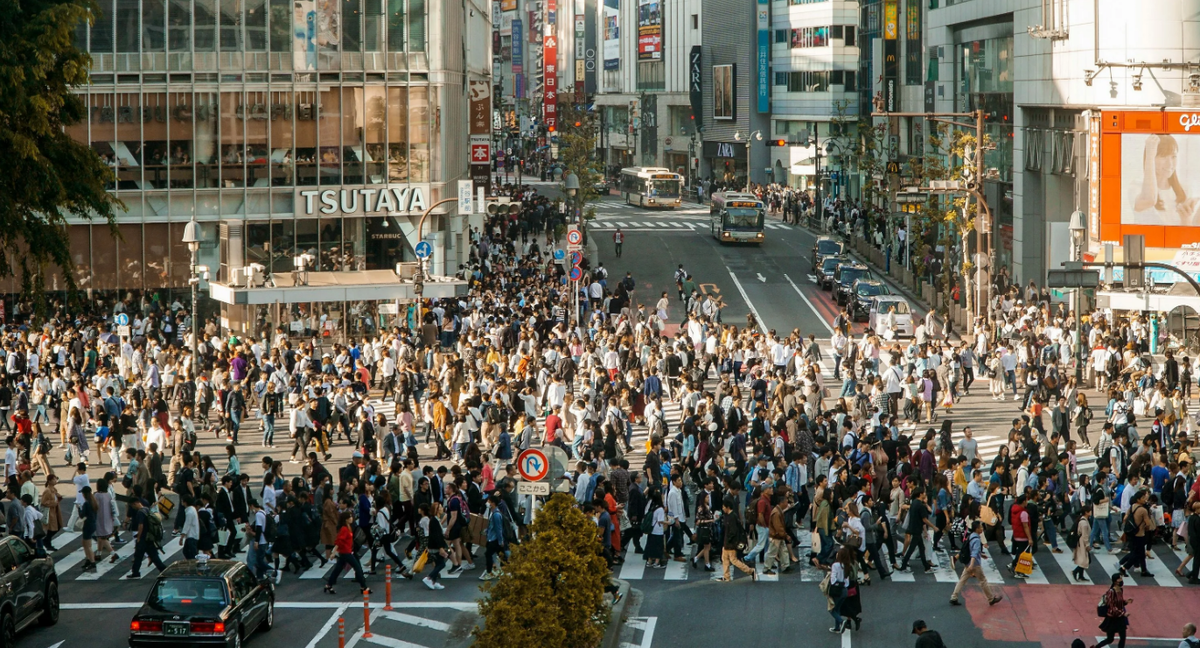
xmin=912 ymin=619 xmax=947 ymax=648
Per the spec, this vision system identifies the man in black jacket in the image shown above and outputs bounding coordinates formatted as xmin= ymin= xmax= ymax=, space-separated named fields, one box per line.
xmin=215 ymin=475 xmax=238 ymax=558
xmin=1051 ymin=398 xmax=1071 ymax=446
xmin=720 ymin=497 xmax=757 ymax=582
xmin=1188 ymin=501 xmax=1200 ymax=583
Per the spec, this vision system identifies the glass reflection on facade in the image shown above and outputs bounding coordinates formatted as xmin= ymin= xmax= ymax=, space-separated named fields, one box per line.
xmin=36 ymin=0 xmax=441 ymax=295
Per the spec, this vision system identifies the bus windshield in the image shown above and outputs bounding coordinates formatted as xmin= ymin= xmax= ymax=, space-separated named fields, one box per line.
xmin=723 ymin=207 xmax=762 ymax=230
xmin=648 ymin=179 xmax=680 ymax=198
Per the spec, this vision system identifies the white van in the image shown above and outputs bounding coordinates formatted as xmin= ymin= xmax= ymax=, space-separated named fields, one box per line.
xmin=870 ymin=296 xmax=914 ymax=338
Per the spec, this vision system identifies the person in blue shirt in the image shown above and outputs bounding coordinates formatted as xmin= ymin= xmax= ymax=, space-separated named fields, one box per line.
xmin=479 ymin=495 xmax=507 ymax=580
xmin=949 ymin=520 xmax=1002 ymax=606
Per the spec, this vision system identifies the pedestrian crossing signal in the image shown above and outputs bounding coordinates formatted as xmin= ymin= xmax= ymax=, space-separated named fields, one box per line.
xmin=768 ymin=139 xmax=787 ymax=147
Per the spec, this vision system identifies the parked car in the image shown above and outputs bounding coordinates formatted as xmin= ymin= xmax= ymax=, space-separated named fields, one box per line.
xmin=811 ymin=236 xmax=845 ymax=272
xmin=129 ymin=559 xmax=274 ymax=648
xmin=817 ymin=255 xmax=845 ymax=290
xmin=871 ymin=296 xmax=914 ymax=338
xmin=0 ymin=535 xmax=59 ymax=648
xmin=833 ymin=262 xmax=872 ymax=305
xmin=850 ymin=279 xmax=890 ymax=321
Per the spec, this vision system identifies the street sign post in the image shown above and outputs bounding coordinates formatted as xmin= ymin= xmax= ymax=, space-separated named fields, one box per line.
xmin=553 ymin=249 xmax=566 ymax=262
xmin=516 ymin=448 xmax=550 ymax=481
xmin=457 ymin=179 xmax=473 ymax=215
xmin=569 ymin=267 xmax=583 ymax=282
xmin=517 ymin=481 xmax=551 ymax=496
xmin=566 ymin=228 xmax=582 ymax=246
xmin=1047 ymin=268 xmax=1100 ymax=288
xmin=114 ymin=313 xmax=130 ymax=326
xmin=414 ymin=241 xmax=433 ymax=260
xmin=569 ymin=251 xmax=583 ymax=266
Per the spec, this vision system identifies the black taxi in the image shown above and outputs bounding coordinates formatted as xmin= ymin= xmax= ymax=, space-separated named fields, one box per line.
xmin=129 ymin=559 xmax=273 ymax=648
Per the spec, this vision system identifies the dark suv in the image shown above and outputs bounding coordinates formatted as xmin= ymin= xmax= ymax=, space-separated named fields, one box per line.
xmin=811 ymin=236 xmax=845 ymax=272
xmin=850 ymin=279 xmax=889 ymax=321
xmin=818 ymin=255 xmax=845 ymax=290
xmin=834 ymin=263 xmax=872 ymax=305
xmin=0 ymin=535 xmax=59 ymax=647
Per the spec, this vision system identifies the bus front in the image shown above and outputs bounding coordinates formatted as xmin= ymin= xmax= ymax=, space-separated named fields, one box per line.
xmin=718 ymin=201 xmax=765 ymax=243
xmin=647 ymin=173 xmax=682 ymax=207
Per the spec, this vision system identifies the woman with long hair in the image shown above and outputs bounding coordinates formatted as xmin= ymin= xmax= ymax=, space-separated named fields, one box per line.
xmin=417 ymin=502 xmax=449 ymax=590
xmin=826 ymin=544 xmax=860 ymax=633
xmin=1073 ymin=392 xmax=1093 ymax=448
xmin=79 ymin=486 xmax=99 ymax=572
xmin=1132 ymin=134 xmax=1200 ymax=224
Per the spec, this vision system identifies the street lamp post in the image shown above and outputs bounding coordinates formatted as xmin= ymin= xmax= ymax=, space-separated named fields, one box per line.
xmin=735 ymin=130 xmax=762 ymax=191
xmin=181 ymin=219 xmax=202 ymax=382
xmin=1069 ymin=210 xmax=1087 ymax=382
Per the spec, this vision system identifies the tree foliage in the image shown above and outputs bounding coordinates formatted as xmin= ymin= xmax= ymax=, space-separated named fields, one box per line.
xmin=556 ymin=96 xmax=603 ymax=218
xmin=0 ymin=0 xmax=120 ymax=300
xmin=474 ymin=493 xmax=610 ymax=648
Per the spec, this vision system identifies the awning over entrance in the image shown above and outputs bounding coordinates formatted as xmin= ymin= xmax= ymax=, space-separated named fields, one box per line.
xmin=207 ymin=269 xmax=468 ymax=305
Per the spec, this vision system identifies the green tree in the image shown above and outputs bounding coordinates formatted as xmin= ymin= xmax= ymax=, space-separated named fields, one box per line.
xmin=474 ymin=493 xmax=610 ymax=648
xmin=0 ymin=0 xmax=120 ymax=300
xmin=556 ymin=97 xmax=603 ymax=220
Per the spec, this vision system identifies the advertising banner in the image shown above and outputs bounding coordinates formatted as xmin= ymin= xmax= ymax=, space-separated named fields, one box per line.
xmin=713 ymin=64 xmax=734 ymax=121
xmin=501 ymin=0 xmax=516 ymax=10
xmin=756 ymin=0 xmax=769 ymax=113
xmin=544 ymin=0 xmax=558 ymax=132
xmin=603 ymin=0 xmax=619 ymax=70
xmin=584 ymin=0 xmax=597 ymax=94
xmin=637 ymin=0 xmax=661 ymax=61
xmin=292 ymin=0 xmax=317 ymax=71
xmin=512 ymin=19 xmax=523 ymax=74
xmin=1120 ymin=132 xmax=1200 ymax=226
xmin=689 ymin=46 xmax=702 ymax=126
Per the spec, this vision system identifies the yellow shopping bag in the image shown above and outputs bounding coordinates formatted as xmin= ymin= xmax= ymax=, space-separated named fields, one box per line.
xmin=1014 ymin=551 xmax=1034 ymax=575
xmin=412 ymin=550 xmax=430 ymax=574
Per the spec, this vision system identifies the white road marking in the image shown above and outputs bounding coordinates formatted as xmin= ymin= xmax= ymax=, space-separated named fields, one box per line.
xmin=618 ymin=544 xmax=647 ymax=580
xmin=783 ymin=274 xmax=836 ymax=335
xmin=842 ymin=628 xmax=853 ymax=648
xmin=727 ymin=271 xmax=767 ymax=333
xmin=303 ymin=604 xmax=350 ymax=648
xmin=76 ymin=539 xmax=137 ymax=581
xmin=662 ymin=559 xmax=688 ymax=581
xmin=621 ymin=617 xmax=657 ymax=648
xmin=378 ymin=610 xmax=451 ymax=632
xmin=756 ymin=273 xmax=766 ymax=282
xmin=61 ymin=602 xmax=477 ymax=610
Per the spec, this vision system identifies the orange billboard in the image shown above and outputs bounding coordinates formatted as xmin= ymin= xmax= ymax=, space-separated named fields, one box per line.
xmin=1099 ymin=110 xmax=1200 ymax=249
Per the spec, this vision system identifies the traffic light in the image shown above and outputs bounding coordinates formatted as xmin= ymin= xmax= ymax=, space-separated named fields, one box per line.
xmin=573 ymin=121 xmax=582 ymax=128
xmin=768 ymin=139 xmax=787 ymax=147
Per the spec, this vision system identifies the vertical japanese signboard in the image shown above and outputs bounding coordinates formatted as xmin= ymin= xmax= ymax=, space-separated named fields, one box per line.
xmin=469 ymin=80 xmax=492 ymax=192
xmin=544 ymin=0 xmax=558 ymax=132
xmin=757 ymin=0 xmax=769 ymax=113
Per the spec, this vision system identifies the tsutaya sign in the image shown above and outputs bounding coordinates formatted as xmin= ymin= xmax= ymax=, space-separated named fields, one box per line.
xmin=298 ymin=185 xmax=430 ymax=216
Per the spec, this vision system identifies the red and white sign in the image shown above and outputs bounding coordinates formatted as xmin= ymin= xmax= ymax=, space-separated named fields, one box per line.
xmin=472 ymin=143 xmax=490 ymax=163
xmin=566 ymin=228 xmax=582 ymax=245
xmin=517 ymin=448 xmax=550 ymax=481
xmin=542 ymin=0 xmax=558 ymax=134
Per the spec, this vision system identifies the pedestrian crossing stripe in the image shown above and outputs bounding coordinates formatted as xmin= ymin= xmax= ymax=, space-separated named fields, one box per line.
xmin=590 ymin=222 xmax=792 ymax=231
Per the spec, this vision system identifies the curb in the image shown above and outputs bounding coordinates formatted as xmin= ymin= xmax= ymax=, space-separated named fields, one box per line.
xmin=600 ymin=579 xmax=632 ymax=648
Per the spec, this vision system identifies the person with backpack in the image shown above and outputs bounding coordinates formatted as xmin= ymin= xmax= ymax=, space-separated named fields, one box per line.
xmin=949 ymin=520 xmax=1002 ymax=606
xmin=1118 ymin=488 xmax=1156 ymax=578
xmin=1093 ymin=573 xmax=1130 ymax=648
xmin=126 ymin=498 xmax=167 ymax=579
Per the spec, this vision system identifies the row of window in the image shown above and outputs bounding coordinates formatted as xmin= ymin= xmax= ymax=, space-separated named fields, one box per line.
xmin=775 ymin=26 xmax=857 ymax=49
xmin=773 ymin=70 xmax=857 ymax=93
xmin=82 ymin=0 xmax=426 ymax=57
xmin=68 ymin=87 xmax=434 ymax=190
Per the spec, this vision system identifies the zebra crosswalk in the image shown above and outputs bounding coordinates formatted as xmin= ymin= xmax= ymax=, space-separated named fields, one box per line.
xmin=612 ymin=525 xmax=1196 ymax=588
xmin=595 ymin=201 xmax=708 ymax=212
xmin=588 ymin=221 xmax=793 ymax=232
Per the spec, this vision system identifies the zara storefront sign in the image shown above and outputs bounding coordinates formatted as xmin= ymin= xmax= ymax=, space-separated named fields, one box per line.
xmin=298 ymin=185 xmax=430 ymax=217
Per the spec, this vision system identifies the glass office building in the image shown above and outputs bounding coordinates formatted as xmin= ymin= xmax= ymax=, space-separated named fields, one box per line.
xmin=22 ymin=0 xmax=481 ymax=295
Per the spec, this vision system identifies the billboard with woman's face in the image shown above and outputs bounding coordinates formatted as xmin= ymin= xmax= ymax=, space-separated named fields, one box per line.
xmin=1097 ymin=111 xmax=1200 ymax=249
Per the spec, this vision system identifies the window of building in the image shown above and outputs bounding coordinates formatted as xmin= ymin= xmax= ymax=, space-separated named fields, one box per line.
xmin=143 ymin=0 xmax=165 ymax=51
xmin=116 ymin=0 xmax=139 ymax=52
xmin=169 ymin=0 xmax=192 ymax=50
xmin=844 ymin=26 xmax=855 ymax=46
xmin=691 ymin=14 xmax=698 ymax=29
xmin=775 ymin=70 xmax=855 ymax=92
xmin=775 ymin=29 xmax=787 ymax=44
xmin=788 ymin=0 xmax=828 ymax=4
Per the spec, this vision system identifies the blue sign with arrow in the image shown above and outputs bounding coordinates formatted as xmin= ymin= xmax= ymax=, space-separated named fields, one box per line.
xmin=414 ymin=241 xmax=433 ymax=259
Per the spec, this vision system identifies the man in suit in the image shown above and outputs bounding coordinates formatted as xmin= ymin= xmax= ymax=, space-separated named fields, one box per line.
xmin=215 ymin=475 xmax=238 ymax=558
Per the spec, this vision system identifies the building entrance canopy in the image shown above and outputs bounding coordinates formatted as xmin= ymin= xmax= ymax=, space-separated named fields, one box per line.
xmin=207 ymin=269 xmax=467 ymax=305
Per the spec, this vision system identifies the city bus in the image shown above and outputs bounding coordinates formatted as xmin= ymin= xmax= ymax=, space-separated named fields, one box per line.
xmin=709 ymin=192 xmax=765 ymax=244
xmin=618 ymin=167 xmax=684 ymax=208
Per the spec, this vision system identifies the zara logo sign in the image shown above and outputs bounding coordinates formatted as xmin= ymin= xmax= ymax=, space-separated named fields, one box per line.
xmin=716 ymin=143 xmax=735 ymax=158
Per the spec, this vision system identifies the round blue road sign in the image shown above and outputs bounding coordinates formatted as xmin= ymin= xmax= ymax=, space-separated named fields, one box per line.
xmin=414 ymin=241 xmax=433 ymax=259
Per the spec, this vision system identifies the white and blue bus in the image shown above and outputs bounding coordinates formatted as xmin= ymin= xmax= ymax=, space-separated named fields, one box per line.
xmin=709 ymin=192 xmax=765 ymax=244
xmin=618 ymin=166 xmax=683 ymax=208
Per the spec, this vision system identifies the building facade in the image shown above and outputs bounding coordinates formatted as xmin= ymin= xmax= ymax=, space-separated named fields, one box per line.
xmin=926 ymin=0 xmax=1200 ymax=283
xmin=22 ymin=0 xmax=491 ymax=296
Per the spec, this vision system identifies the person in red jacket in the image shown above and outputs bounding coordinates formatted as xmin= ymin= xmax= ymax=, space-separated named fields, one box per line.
xmin=324 ymin=511 xmax=371 ymax=595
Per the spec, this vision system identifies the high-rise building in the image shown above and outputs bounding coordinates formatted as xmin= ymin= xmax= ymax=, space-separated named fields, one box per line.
xmin=25 ymin=0 xmax=491 ymax=296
